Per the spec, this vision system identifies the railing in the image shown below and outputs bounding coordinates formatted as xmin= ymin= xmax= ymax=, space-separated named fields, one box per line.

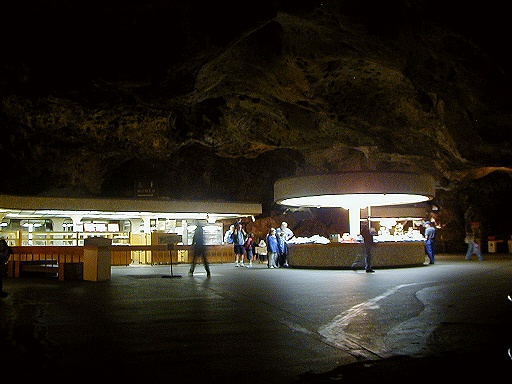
xmin=110 ymin=245 xmax=190 ymax=265
xmin=111 ymin=244 xmax=234 ymax=265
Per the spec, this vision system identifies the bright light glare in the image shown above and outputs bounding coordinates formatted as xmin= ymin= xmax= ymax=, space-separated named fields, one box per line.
xmin=279 ymin=193 xmax=430 ymax=209
xmin=3 ymin=210 xmax=240 ymax=221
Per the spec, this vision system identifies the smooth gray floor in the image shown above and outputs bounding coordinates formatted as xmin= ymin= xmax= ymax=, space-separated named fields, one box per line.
xmin=1 ymin=254 xmax=512 ymax=383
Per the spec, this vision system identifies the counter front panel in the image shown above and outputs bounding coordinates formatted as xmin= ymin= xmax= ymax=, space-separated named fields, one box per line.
xmin=288 ymin=242 xmax=426 ymax=268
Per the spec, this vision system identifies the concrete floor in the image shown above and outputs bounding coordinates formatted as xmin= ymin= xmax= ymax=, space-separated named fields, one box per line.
xmin=1 ymin=254 xmax=512 ymax=383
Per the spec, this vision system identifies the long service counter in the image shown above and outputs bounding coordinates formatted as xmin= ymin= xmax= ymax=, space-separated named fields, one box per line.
xmin=287 ymin=241 xmax=427 ymax=269
xmin=8 ymin=241 xmax=427 ymax=281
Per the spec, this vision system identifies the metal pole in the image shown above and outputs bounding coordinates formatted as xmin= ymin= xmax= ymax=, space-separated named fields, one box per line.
xmin=162 ymin=243 xmax=181 ymax=278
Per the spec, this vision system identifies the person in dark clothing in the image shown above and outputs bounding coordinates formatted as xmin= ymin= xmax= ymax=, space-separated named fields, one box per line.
xmin=189 ymin=223 xmax=211 ymax=277
xmin=276 ymin=227 xmax=286 ymax=267
xmin=424 ymin=221 xmax=436 ymax=264
xmin=351 ymin=223 xmax=376 ymax=273
xmin=231 ymin=221 xmax=247 ymax=267
xmin=0 ymin=238 xmax=14 ymax=297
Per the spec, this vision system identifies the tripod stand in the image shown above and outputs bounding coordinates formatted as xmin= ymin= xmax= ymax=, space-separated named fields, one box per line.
xmin=162 ymin=243 xmax=182 ymax=278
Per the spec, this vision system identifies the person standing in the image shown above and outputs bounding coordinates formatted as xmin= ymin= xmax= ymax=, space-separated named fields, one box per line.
xmin=231 ymin=221 xmax=247 ymax=267
xmin=0 ymin=238 xmax=14 ymax=297
xmin=266 ymin=228 xmax=279 ymax=269
xmin=276 ymin=227 xmax=286 ymax=268
xmin=279 ymin=221 xmax=294 ymax=267
xmin=224 ymin=224 xmax=235 ymax=244
xmin=189 ymin=223 xmax=211 ymax=277
xmin=361 ymin=224 xmax=376 ymax=273
xmin=424 ymin=221 xmax=436 ymax=264
xmin=351 ymin=222 xmax=375 ymax=273
xmin=256 ymin=239 xmax=267 ymax=263
xmin=244 ymin=232 xmax=255 ymax=268
xmin=280 ymin=221 xmax=294 ymax=241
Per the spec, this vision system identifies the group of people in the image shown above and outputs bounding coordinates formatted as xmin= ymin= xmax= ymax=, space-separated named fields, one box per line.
xmin=189 ymin=220 xmax=295 ymax=277
xmin=0 ymin=217 xmax=488 ymax=290
xmin=222 ymin=221 xmax=294 ymax=269
xmin=223 ymin=222 xmax=254 ymax=267
xmin=265 ymin=222 xmax=294 ymax=269
xmin=178 ymin=218 xmax=450 ymax=279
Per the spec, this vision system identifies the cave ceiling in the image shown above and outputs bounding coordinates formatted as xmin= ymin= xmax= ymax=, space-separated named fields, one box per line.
xmin=1 ymin=0 xmax=512 ymax=217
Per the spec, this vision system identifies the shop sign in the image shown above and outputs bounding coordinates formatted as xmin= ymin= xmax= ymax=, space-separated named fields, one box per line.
xmin=135 ymin=181 xmax=157 ymax=198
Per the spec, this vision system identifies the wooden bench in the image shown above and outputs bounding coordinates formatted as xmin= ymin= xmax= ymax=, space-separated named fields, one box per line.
xmin=9 ymin=246 xmax=85 ymax=281
xmin=13 ymin=259 xmax=84 ymax=280
xmin=19 ymin=260 xmax=59 ymax=277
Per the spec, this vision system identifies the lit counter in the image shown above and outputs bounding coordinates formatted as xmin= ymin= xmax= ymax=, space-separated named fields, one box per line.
xmin=288 ymin=241 xmax=426 ymax=269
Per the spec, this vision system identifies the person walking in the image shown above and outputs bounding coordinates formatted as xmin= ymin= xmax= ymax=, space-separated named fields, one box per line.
xmin=232 ymin=221 xmax=247 ymax=267
xmin=0 ymin=238 xmax=14 ymax=297
xmin=424 ymin=221 xmax=436 ymax=264
xmin=266 ymin=228 xmax=279 ymax=269
xmin=465 ymin=233 xmax=484 ymax=261
xmin=189 ymin=223 xmax=211 ymax=277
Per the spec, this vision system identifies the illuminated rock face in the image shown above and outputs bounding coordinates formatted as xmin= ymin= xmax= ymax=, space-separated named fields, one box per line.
xmin=1 ymin=1 xmax=512 ymax=244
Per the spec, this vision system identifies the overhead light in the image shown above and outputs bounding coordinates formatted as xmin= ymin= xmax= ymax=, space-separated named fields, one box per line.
xmin=274 ymin=172 xmax=435 ymax=236
xmin=275 ymin=172 xmax=435 ymax=209
xmin=22 ymin=223 xmax=42 ymax=228
xmin=279 ymin=193 xmax=428 ymax=209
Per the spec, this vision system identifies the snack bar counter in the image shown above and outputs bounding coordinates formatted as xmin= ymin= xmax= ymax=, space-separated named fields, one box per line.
xmin=287 ymin=241 xmax=426 ymax=269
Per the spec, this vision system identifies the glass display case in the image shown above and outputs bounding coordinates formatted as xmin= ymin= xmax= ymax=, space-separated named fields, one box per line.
xmin=203 ymin=224 xmax=223 ymax=245
xmin=184 ymin=223 xmax=223 ymax=245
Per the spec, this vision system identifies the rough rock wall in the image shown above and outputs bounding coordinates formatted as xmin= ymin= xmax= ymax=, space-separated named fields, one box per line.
xmin=1 ymin=1 xmax=512 ymax=248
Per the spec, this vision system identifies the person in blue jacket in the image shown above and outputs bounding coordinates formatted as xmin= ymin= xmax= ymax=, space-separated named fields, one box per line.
xmin=266 ymin=228 xmax=279 ymax=269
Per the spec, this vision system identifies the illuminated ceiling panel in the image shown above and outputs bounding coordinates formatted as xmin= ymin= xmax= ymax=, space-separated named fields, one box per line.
xmin=0 ymin=194 xmax=262 ymax=223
